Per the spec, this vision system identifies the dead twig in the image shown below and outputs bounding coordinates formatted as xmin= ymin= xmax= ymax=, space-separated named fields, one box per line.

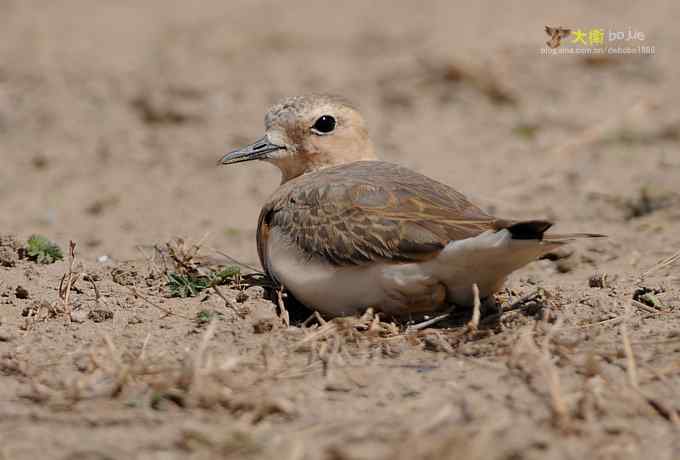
xmin=193 ymin=264 xmax=237 ymax=312
xmin=621 ymin=300 xmax=639 ymax=390
xmin=189 ymin=319 xmax=218 ymax=402
xmin=277 ymin=286 xmax=290 ymax=327
xmin=128 ymin=286 xmax=192 ymax=320
xmin=294 ymin=322 xmax=339 ymax=350
xmin=136 ymin=244 xmax=163 ymax=278
xmin=480 ymin=288 xmax=543 ymax=326
xmin=314 ymin=311 xmax=327 ymax=326
xmin=466 ymin=284 xmax=481 ymax=333
xmin=542 ymin=316 xmax=570 ymax=430
xmin=59 ymin=241 xmax=79 ymax=319
xmin=640 ymin=248 xmax=680 ymax=278
xmin=406 ymin=311 xmax=452 ymax=332
xmin=211 ymin=248 xmax=264 ymax=274
xmin=631 ymin=299 xmax=659 ymax=315
xmin=644 ymin=396 xmax=680 ymax=426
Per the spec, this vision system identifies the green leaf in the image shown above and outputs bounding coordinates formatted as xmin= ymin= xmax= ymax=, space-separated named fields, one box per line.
xmin=211 ymin=266 xmax=240 ymax=285
xmin=166 ymin=273 xmax=209 ymax=298
xmin=166 ymin=266 xmax=241 ymax=298
xmin=195 ymin=309 xmax=213 ymax=324
xmin=26 ymin=235 xmax=63 ymax=264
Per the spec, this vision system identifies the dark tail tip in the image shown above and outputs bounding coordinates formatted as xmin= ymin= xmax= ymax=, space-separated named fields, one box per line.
xmin=505 ymin=220 xmax=553 ymax=240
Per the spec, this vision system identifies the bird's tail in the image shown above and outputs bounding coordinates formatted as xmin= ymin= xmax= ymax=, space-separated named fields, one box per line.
xmin=504 ymin=219 xmax=606 ymax=244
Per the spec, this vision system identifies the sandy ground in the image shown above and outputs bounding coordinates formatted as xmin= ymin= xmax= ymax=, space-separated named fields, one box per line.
xmin=1 ymin=1 xmax=680 ymax=459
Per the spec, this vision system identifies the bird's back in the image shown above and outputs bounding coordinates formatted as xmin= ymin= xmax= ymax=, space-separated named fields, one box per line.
xmin=256 ymin=161 xmax=512 ymax=271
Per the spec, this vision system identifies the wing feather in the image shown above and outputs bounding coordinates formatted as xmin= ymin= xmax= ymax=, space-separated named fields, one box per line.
xmin=257 ymin=161 xmax=502 ymax=268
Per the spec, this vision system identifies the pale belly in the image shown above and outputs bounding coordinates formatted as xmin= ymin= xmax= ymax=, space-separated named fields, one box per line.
xmin=266 ymin=228 xmax=552 ymax=317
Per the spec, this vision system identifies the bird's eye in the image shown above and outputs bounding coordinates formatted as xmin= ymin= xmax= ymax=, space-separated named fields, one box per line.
xmin=311 ymin=115 xmax=336 ymax=134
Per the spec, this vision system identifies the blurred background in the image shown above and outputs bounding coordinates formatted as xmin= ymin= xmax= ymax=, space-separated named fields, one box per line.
xmin=1 ymin=0 xmax=678 ymax=267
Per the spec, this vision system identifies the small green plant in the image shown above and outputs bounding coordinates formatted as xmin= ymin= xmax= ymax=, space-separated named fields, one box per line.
xmin=166 ymin=266 xmax=240 ymax=298
xmin=167 ymin=273 xmax=210 ymax=298
xmin=196 ymin=310 xmax=224 ymax=326
xmin=26 ymin=235 xmax=63 ymax=264
xmin=196 ymin=309 xmax=213 ymax=324
xmin=211 ymin=266 xmax=240 ymax=284
xmin=512 ymin=123 xmax=540 ymax=140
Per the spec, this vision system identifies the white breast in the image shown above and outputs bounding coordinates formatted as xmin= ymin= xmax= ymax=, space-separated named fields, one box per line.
xmin=267 ymin=228 xmax=388 ymax=316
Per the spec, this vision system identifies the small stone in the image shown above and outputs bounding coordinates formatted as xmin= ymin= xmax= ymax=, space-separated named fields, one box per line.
xmin=0 ymin=234 xmax=20 ymax=249
xmin=555 ymin=257 xmax=578 ymax=273
xmin=15 ymin=286 xmax=29 ymax=299
xmin=540 ymin=246 xmax=575 ymax=261
xmin=70 ymin=309 xmax=88 ymax=323
xmin=253 ymin=318 xmax=277 ymax=334
xmin=88 ymin=309 xmax=114 ymax=322
xmin=245 ymin=286 xmax=265 ymax=300
xmin=235 ymin=291 xmax=249 ymax=303
xmin=127 ymin=315 xmax=143 ymax=325
xmin=423 ymin=334 xmax=453 ymax=353
xmin=0 ymin=247 xmax=17 ymax=267
xmin=525 ymin=274 xmax=541 ymax=285
xmin=111 ymin=263 xmax=139 ymax=286
xmin=73 ymin=354 xmax=92 ymax=372
xmin=589 ymin=273 xmax=608 ymax=288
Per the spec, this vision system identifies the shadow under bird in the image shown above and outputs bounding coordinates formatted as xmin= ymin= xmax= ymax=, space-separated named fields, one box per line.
xmin=220 ymin=95 xmax=602 ymax=317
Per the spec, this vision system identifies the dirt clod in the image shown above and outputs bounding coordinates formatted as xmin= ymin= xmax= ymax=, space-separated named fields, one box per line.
xmin=87 ymin=309 xmax=114 ymax=322
xmin=588 ymin=273 xmax=609 ymax=288
xmin=111 ymin=264 xmax=141 ymax=286
xmin=252 ymin=318 xmax=278 ymax=334
xmin=0 ymin=235 xmax=19 ymax=267
xmin=14 ymin=285 xmax=29 ymax=299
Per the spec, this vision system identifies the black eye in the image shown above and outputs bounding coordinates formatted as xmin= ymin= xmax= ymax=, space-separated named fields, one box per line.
xmin=312 ymin=115 xmax=336 ymax=134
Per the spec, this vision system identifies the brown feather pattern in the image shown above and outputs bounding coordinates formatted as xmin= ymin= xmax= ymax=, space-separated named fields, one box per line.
xmin=257 ymin=161 xmax=522 ymax=269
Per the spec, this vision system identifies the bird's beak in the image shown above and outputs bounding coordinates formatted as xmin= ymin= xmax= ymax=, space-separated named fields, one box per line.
xmin=219 ymin=136 xmax=284 ymax=165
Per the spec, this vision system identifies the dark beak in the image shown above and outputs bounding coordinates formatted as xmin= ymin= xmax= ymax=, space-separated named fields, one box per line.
xmin=219 ymin=136 xmax=284 ymax=165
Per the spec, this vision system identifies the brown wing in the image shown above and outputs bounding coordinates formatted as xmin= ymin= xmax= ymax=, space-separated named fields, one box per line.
xmin=258 ymin=161 xmax=507 ymax=269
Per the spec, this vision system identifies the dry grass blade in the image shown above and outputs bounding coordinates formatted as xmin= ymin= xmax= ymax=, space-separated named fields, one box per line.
xmin=313 ymin=311 xmax=327 ymax=326
xmin=277 ymin=287 xmax=290 ymax=327
xmin=102 ymin=334 xmax=129 ymax=397
xmin=480 ymin=288 xmax=542 ymax=326
xmin=292 ymin=309 xmax=401 ymax=354
xmin=615 ymin=301 xmax=678 ymax=425
xmin=541 ymin=316 xmax=570 ymax=430
xmin=209 ymin=282 xmax=236 ymax=311
xmin=631 ymin=299 xmax=660 ymax=315
xmin=128 ymin=285 xmax=192 ymax=320
xmin=55 ymin=240 xmax=103 ymax=322
xmin=641 ymin=248 xmax=680 ymax=278
xmin=467 ymin=284 xmax=480 ymax=333
xmin=211 ymin=248 xmax=264 ymax=274
xmin=294 ymin=322 xmax=338 ymax=350
xmin=59 ymin=241 xmax=79 ymax=319
xmin=188 ymin=319 xmax=218 ymax=402
xmin=644 ymin=398 xmax=680 ymax=426
xmin=621 ymin=300 xmax=639 ymax=390
xmin=406 ymin=311 xmax=452 ymax=332
xmin=562 ymin=316 xmax=624 ymax=331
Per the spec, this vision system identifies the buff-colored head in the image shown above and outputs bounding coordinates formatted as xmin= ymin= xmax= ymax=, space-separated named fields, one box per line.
xmin=220 ymin=95 xmax=377 ymax=183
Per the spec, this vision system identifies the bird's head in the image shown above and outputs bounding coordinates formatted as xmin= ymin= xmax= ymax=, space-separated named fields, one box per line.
xmin=220 ymin=95 xmax=377 ymax=183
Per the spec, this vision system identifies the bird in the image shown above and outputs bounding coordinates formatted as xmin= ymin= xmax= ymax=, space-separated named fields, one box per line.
xmin=220 ymin=94 xmax=601 ymax=318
